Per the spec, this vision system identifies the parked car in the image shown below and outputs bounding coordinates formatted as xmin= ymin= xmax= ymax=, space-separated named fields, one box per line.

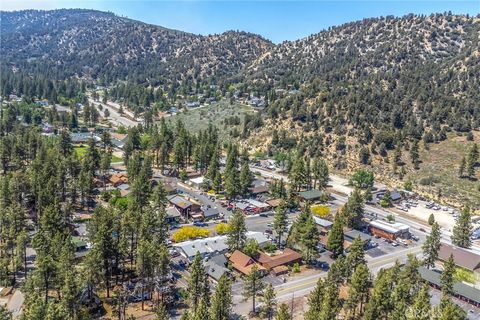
xmin=317 ymin=261 xmax=329 ymax=270
xmin=193 ymin=222 xmax=208 ymax=227
xmin=169 ymin=249 xmax=180 ymax=257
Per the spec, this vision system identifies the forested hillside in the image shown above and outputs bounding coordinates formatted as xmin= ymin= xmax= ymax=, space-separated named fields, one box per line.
xmin=0 ymin=9 xmax=272 ymax=85
xmin=1 ymin=9 xmax=480 ymax=205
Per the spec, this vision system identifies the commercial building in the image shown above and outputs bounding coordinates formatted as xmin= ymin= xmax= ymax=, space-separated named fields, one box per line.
xmin=438 ymin=243 xmax=480 ymax=273
xmin=369 ymin=220 xmax=410 ymax=240
xmin=174 ymin=232 xmax=269 ymax=261
xmin=297 ymin=189 xmax=326 ymax=202
xmin=419 ymin=266 xmax=480 ymax=307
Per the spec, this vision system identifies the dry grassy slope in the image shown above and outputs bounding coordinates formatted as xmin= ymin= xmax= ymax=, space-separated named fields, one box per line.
xmin=243 ymin=121 xmax=480 ymax=209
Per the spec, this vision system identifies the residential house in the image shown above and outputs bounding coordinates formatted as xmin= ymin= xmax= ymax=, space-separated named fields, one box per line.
xmin=167 ymin=195 xmax=200 ymax=219
xmin=204 ymin=253 xmax=230 ymax=282
xmin=166 ymin=207 xmax=181 ymax=224
xmin=110 ymin=132 xmax=128 ymax=150
xmin=174 ymin=232 xmax=270 ymax=261
xmin=255 ymin=248 xmax=302 ymax=275
xmin=265 ymin=198 xmax=282 ymax=209
xmin=110 ymin=173 xmax=128 ymax=187
xmin=344 ymin=230 xmax=372 ymax=247
xmin=229 ymin=250 xmax=266 ymax=276
xmin=201 ymin=205 xmax=220 ymax=220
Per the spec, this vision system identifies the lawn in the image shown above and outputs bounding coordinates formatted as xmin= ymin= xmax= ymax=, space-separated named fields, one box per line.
xmin=74 ymin=146 xmax=122 ymax=162
xmin=165 ymin=99 xmax=255 ymax=139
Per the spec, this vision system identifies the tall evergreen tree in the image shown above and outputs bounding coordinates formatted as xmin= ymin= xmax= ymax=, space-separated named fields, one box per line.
xmin=440 ymin=254 xmax=456 ymax=296
xmin=406 ymin=284 xmax=431 ymax=320
xmin=188 ymin=252 xmax=209 ymax=313
xmin=209 ymin=274 xmax=232 ymax=320
xmin=242 ymin=265 xmax=264 ymax=315
xmin=275 ymin=303 xmax=291 ymax=320
xmin=273 ymin=200 xmax=288 ymax=245
xmin=261 ymin=283 xmax=276 ymax=320
xmin=422 ymin=221 xmax=441 ymax=269
xmin=451 ymin=207 xmax=472 ymax=248
xmin=226 ymin=210 xmax=247 ymax=251
xmin=327 ymin=211 xmax=344 ymax=258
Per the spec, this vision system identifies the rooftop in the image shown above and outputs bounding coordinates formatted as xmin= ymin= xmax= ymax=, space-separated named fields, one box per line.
xmin=438 ymin=243 xmax=480 ymax=272
xmin=344 ymin=230 xmax=372 ymax=242
xmin=168 ymin=195 xmax=193 ymax=209
xmin=419 ymin=266 xmax=480 ymax=304
xmin=256 ymin=248 xmax=302 ymax=269
xmin=369 ymin=220 xmax=409 ymax=234
xmin=174 ymin=232 xmax=269 ymax=260
xmin=298 ymin=189 xmax=324 ymax=201
xmin=313 ymin=216 xmax=333 ymax=228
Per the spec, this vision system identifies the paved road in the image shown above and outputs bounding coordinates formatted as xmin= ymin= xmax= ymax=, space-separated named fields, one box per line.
xmin=89 ymin=97 xmax=139 ymax=127
xmin=251 ymin=167 xmax=480 ymax=255
xmin=233 ymin=245 xmax=423 ymax=316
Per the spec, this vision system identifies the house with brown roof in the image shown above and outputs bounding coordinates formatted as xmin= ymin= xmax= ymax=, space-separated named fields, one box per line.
xmin=229 ymin=250 xmax=266 ymax=276
xmin=438 ymin=243 xmax=480 ymax=273
xmin=265 ymin=198 xmax=282 ymax=208
xmin=255 ymin=248 xmax=302 ymax=275
xmin=110 ymin=173 xmax=128 ymax=187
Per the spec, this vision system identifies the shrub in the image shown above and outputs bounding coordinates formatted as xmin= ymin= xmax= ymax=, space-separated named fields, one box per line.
xmin=311 ymin=205 xmax=331 ymax=217
xmin=215 ymin=223 xmax=230 ymax=235
xmin=172 ymin=226 xmax=210 ymax=242
xmin=291 ymin=262 xmax=301 ymax=273
xmin=263 ymin=243 xmax=277 ymax=253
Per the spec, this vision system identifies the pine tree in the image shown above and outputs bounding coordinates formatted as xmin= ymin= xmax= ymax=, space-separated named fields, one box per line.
xmin=301 ymin=216 xmax=319 ymax=264
xmin=288 ymin=155 xmax=306 ymax=191
xmin=305 ymin=278 xmax=325 ymax=320
xmin=422 ymin=221 xmax=441 ymax=269
xmin=458 ymin=156 xmax=466 ymax=178
xmin=273 ymin=200 xmax=288 ymax=245
xmin=155 ymin=303 xmax=169 ymax=320
xmin=318 ymin=277 xmax=340 ymax=320
xmin=226 ymin=210 xmax=247 ymax=251
xmin=345 ymin=263 xmax=370 ymax=318
xmin=344 ymin=189 xmax=364 ymax=228
xmin=451 ymin=207 xmax=472 ymax=248
xmin=440 ymin=254 xmax=456 ymax=296
xmin=407 ymin=284 xmax=431 ymax=320
xmin=239 ymin=162 xmax=253 ymax=197
xmin=188 ymin=252 xmax=209 ymax=313
xmin=327 ymin=212 xmax=344 ymax=258
xmin=345 ymin=236 xmax=366 ymax=278
xmin=261 ymin=283 xmax=276 ymax=320
xmin=275 ymin=303 xmax=291 ymax=320
xmin=410 ymin=140 xmax=420 ymax=169
xmin=210 ymin=274 xmax=232 ymax=320
xmin=437 ymin=297 xmax=467 ymax=320
xmin=363 ymin=269 xmax=394 ymax=320
xmin=193 ymin=298 xmax=210 ymax=320
xmin=242 ymin=264 xmax=265 ymax=315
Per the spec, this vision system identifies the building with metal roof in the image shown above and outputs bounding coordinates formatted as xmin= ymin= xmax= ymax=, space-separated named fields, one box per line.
xmin=174 ymin=232 xmax=270 ymax=261
xmin=419 ymin=266 xmax=480 ymax=307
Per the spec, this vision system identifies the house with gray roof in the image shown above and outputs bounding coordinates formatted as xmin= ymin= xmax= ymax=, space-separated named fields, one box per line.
xmin=204 ymin=253 xmax=230 ymax=282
